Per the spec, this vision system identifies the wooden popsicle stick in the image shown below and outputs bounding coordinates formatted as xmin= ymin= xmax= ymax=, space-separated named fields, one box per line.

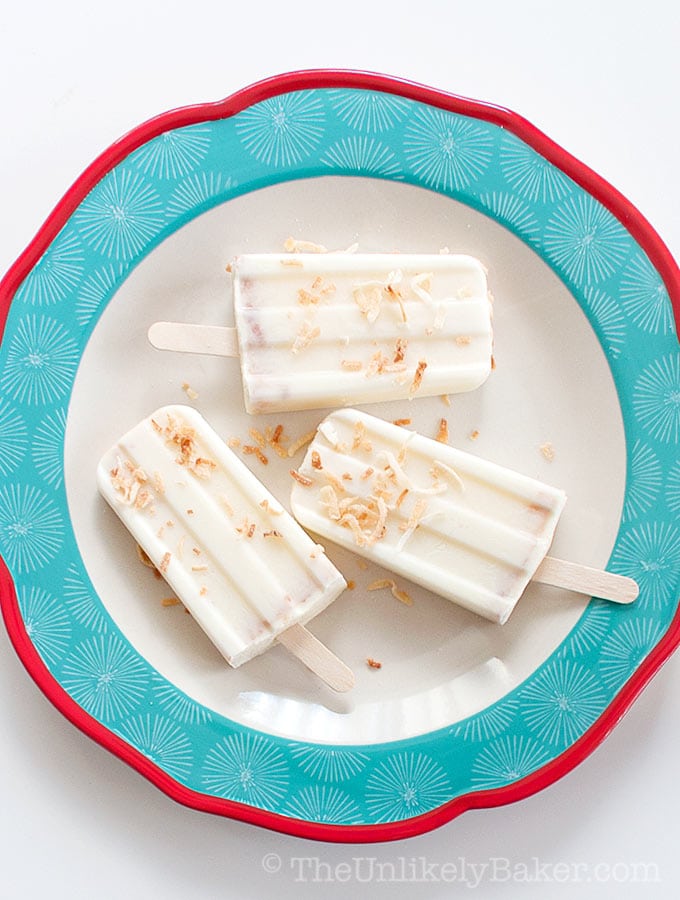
xmin=277 ymin=623 xmax=355 ymax=693
xmin=533 ymin=556 xmax=639 ymax=604
xmin=148 ymin=322 xmax=239 ymax=357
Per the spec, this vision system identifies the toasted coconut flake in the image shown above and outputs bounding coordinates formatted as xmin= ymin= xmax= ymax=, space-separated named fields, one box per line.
xmin=367 ymin=578 xmax=413 ymax=606
xmin=161 ymin=597 xmax=181 ymax=607
xmin=352 ymin=420 xmax=372 ymax=452
xmin=284 ymin=237 xmax=328 ymax=253
xmin=153 ymin=471 xmax=165 ymax=495
xmin=367 ymin=657 xmax=382 ymax=669
xmin=248 ymin=427 xmax=267 ymax=449
xmin=360 ymin=466 xmax=374 ymax=480
xmin=192 ymin=564 xmax=209 ymax=572
xmin=311 ymin=450 xmax=323 ymax=470
xmin=290 ymin=468 xmax=314 ymax=487
xmin=441 ymin=394 xmax=451 ymax=407
xmin=432 ymin=459 xmax=465 ymax=491
xmin=287 ymin=430 xmax=316 ymax=457
xmin=410 ymin=271 xmax=433 ymax=304
xmin=341 ymin=359 xmax=363 ymax=371
xmin=409 ymin=360 xmax=428 ymax=397
xmin=342 ymin=472 xmax=353 ymax=481
xmin=393 ymin=418 xmax=411 ymax=427
xmin=228 ymin=437 xmax=241 ymax=449
xmin=323 ymin=470 xmax=347 ymax=494
xmin=297 ymin=287 xmax=319 ymax=305
xmin=263 ymin=529 xmax=283 ymax=538
xmin=540 ymin=441 xmax=556 ymax=462
xmin=396 ymin=498 xmax=429 ymax=551
xmin=469 ymin=429 xmax=480 ymax=440
xmin=243 ymin=444 xmax=269 ymax=466
xmin=136 ymin=544 xmax=158 ymax=572
xmin=159 ymin=552 xmax=171 ymax=574
xmin=491 ymin=354 xmax=497 ymax=370
xmin=292 ymin=321 xmax=321 ymax=355
xmin=346 ymin=580 xmax=356 ymax=590
xmin=353 ymin=283 xmax=383 ymax=323
xmin=436 ymin=418 xmax=449 ymax=444
xmin=199 ymin=586 xmax=208 ymax=596
xmin=395 ymin=488 xmax=409 ymax=508
xmin=182 ymin=381 xmax=199 ymax=400
xmin=393 ymin=337 xmax=408 ymax=364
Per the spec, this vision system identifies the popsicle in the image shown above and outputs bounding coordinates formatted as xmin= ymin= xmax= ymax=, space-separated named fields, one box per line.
xmin=289 ymin=409 xmax=638 ymax=624
xmin=97 ymin=404 xmax=353 ymax=691
xmin=148 ymin=251 xmax=494 ymax=414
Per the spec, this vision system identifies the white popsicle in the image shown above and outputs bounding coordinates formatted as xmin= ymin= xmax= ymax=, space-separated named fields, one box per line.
xmin=148 ymin=252 xmax=494 ymax=414
xmin=289 ymin=410 xmax=638 ymax=624
xmin=97 ymin=405 xmax=353 ymax=691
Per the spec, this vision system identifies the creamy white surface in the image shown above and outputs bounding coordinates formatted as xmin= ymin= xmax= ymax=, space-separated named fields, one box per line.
xmin=96 ymin=405 xmax=346 ymax=667
xmin=233 ymin=253 xmax=493 ymax=413
xmin=291 ymin=409 xmax=567 ymax=624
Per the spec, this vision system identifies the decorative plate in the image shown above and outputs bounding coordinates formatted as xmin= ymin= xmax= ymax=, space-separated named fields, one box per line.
xmin=1 ymin=70 xmax=678 ymax=842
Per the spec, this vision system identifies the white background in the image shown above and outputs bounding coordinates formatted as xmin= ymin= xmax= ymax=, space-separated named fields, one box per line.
xmin=0 ymin=1 xmax=678 ymax=897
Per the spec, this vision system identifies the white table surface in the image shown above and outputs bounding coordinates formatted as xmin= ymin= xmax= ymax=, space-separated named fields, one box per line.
xmin=1 ymin=2 xmax=678 ymax=897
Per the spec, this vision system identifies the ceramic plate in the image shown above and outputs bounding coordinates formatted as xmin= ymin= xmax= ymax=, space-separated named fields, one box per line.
xmin=1 ymin=71 xmax=678 ymax=842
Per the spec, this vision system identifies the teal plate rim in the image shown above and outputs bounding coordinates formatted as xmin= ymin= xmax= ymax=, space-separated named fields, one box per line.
xmin=0 ymin=69 xmax=679 ymax=843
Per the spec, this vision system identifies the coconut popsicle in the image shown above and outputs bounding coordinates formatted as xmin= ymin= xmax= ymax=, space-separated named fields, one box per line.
xmin=289 ymin=409 xmax=638 ymax=624
xmin=97 ymin=405 xmax=353 ymax=691
xmin=148 ymin=252 xmax=494 ymax=414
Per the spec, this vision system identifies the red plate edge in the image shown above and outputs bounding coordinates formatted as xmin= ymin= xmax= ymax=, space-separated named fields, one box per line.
xmin=1 ymin=68 xmax=679 ymax=843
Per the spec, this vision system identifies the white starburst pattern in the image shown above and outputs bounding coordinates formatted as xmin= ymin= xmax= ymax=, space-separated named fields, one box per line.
xmin=150 ymin=674 xmax=212 ymax=726
xmin=563 ymin=601 xmax=612 ymax=657
xmin=63 ymin=563 xmax=109 ymax=634
xmin=18 ymin=585 xmax=72 ymax=667
xmin=0 ymin=400 xmax=28 ymax=476
xmin=453 ymin=699 xmax=519 ymax=742
xmin=320 ymin=136 xmax=403 ymax=178
xmin=499 ymin=134 xmax=571 ymax=203
xmin=75 ymin=168 xmax=165 ymax=260
xmin=667 ymin=461 xmax=680 ymax=517
xmin=60 ymin=634 xmax=148 ymax=722
xmin=75 ymin=263 xmax=124 ymax=327
xmin=470 ymin=734 xmax=550 ymax=790
xmin=476 ymin=192 xmax=540 ymax=243
xmin=600 ymin=618 xmax=664 ymax=688
xmin=620 ymin=253 xmax=674 ymax=335
xmin=116 ymin=713 xmax=193 ymax=781
xmin=31 ymin=407 xmax=67 ymax=489
xmin=287 ymin=743 xmax=369 ymax=782
xmin=365 ymin=752 xmax=451 ymax=823
xmin=582 ymin=287 xmax=626 ymax=359
xmin=403 ymin=109 xmax=493 ymax=194
xmin=283 ymin=785 xmax=363 ymax=825
xmin=611 ymin=522 xmax=680 ymax=610
xmin=132 ymin=124 xmax=211 ymax=179
xmin=201 ymin=733 xmax=289 ymax=807
xmin=632 ymin=353 xmax=680 ymax=444
xmin=622 ymin=440 xmax=662 ymax=522
xmin=16 ymin=229 xmax=83 ymax=306
xmin=0 ymin=483 xmax=63 ymax=574
xmin=543 ymin=194 xmax=629 ymax=285
xmin=0 ymin=314 xmax=79 ymax=406
xmin=235 ymin=92 xmax=325 ymax=168
xmin=328 ymin=89 xmax=410 ymax=132
xmin=520 ymin=659 xmax=607 ymax=746
xmin=166 ymin=171 xmax=234 ymax=220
